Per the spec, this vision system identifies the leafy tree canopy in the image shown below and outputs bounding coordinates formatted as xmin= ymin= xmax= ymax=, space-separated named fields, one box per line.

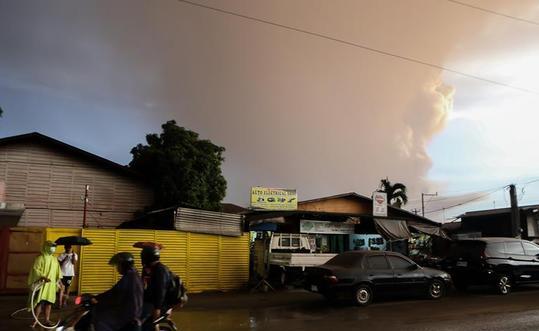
xmin=378 ymin=178 xmax=408 ymax=208
xmin=129 ymin=120 xmax=227 ymax=211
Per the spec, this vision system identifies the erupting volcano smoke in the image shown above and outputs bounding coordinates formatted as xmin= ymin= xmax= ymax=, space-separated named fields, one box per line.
xmin=1 ymin=0 xmax=537 ymax=211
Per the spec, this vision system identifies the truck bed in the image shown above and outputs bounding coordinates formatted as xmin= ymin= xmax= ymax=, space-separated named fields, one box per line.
xmin=269 ymin=252 xmax=337 ymax=267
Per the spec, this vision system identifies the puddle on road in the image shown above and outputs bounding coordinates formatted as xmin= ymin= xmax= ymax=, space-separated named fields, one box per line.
xmin=172 ymin=305 xmax=371 ymax=331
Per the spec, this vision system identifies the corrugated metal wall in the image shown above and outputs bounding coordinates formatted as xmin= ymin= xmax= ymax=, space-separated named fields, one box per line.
xmin=79 ymin=229 xmax=249 ymax=294
xmin=175 ymin=207 xmax=243 ymax=237
xmin=0 ymin=141 xmax=153 ymax=228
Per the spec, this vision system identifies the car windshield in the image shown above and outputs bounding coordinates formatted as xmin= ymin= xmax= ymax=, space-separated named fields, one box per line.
xmin=325 ymin=253 xmax=361 ymax=268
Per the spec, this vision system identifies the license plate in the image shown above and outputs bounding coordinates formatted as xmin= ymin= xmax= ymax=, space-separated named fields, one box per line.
xmin=456 ymin=261 xmax=468 ymax=267
xmin=311 ymin=285 xmax=318 ymax=292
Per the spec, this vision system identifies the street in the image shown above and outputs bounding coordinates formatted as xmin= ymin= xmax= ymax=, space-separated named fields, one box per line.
xmin=4 ymin=286 xmax=539 ymax=331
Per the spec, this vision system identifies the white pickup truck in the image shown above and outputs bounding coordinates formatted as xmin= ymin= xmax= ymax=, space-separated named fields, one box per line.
xmin=268 ymin=233 xmax=336 ymax=285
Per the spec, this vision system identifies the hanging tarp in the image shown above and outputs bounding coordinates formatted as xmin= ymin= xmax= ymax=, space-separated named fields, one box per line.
xmin=374 ymin=218 xmax=412 ymax=240
xmin=409 ymin=222 xmax=451 ymax=240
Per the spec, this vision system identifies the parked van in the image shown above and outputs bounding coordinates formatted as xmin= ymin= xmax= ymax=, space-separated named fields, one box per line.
xmin=443 ymin=237 xmax=539 ymax=294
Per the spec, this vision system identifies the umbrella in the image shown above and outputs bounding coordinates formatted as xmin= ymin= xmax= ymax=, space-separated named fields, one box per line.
xmin=55 ymin=236 xmax=93 ymax=246
xmin=133 ymin=241 xmax=164 ymax=249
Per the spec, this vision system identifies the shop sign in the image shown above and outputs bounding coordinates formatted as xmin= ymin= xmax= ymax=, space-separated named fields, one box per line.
xmin=300 ymin=220 xmax=355 ymax=234
xmin=373 ymin=191 xmax=388 ymax=217
xmin=250 ymin=187 xmax=297 ymax=210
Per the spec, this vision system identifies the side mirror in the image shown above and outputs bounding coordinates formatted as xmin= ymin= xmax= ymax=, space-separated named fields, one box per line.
xmin=408 ymin=264 xmax=419 ymax=271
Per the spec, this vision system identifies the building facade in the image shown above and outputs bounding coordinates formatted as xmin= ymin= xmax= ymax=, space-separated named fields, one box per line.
xmin=0 ymin=132 xmax=153 ymax=228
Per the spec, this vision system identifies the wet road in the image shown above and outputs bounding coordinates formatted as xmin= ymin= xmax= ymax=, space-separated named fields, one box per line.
xmin=4 ymin=287 xmax=539 ymax=331
xmin=174 ymin=287 xmax=539 ymax=331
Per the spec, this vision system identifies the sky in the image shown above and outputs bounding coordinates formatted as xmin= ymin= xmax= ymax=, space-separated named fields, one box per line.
xmin=1 ymin=0 xmax=539 ymax=221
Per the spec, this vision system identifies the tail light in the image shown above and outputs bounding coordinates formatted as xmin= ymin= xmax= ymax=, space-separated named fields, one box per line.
xmin=480 ymin=249 xmax=486 ymax=260
xmin=74 ymin=296 xmax=82 ymax=305
xmin=324 ymin=275 xmax=339 ymax=284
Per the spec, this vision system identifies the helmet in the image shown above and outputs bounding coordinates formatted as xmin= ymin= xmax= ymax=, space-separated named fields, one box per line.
xmin=109 ymin=252 xmax=135 ymax=266
xmin=141 ymin=246 xmax=160 ymax=266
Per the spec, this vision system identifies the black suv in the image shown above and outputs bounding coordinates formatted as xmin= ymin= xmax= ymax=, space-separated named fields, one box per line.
xmin=443 ymin=237 xmax=539 ymax=294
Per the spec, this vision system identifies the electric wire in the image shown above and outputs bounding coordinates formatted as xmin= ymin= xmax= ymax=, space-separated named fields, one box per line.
xmin=446 ymin=0 xmax=539 ymax=26
xmin=424 ymin=185 xmax=508 ymax=215
xmin=177 ymin=0 xmax=539 ymax=95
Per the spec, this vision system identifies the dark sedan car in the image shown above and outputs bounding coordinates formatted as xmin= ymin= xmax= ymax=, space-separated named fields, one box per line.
xmin=304 ymin=250 xmax=452 ymax=306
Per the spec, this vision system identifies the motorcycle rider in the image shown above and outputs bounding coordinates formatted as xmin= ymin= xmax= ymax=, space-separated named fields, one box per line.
xmin=140 ymin=246 xmax=172 ymax=331
xmin=89 ymin=252 xmax=144 ymax=331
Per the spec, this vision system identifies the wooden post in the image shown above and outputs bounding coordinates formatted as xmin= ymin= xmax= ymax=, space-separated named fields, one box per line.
xmin=82 ymin=185 xmax=89 ymax=228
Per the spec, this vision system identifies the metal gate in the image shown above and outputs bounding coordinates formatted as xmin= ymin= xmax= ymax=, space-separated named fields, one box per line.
xmin=79 ymin=229 xmax=249 ymax=294
xmin=0 ymin=227 xmax=44 ymax=293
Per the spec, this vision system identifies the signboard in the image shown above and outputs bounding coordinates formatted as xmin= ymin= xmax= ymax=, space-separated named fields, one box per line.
xmin=250 ymin=187 xmax=297 ymax=210
xmin=300 ymin=220 xmax=355 ymax=234
xmin=373 ymin=191 xmax=388 ymax=217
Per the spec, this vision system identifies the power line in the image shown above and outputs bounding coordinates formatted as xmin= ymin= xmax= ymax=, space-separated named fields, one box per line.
xmin=425 ymin=185 xmax=508 ymax=214
xmin=447 ymin=0 xmax=539 ymax=26
xmin=177 ymin=0 xmax=539 ymax=95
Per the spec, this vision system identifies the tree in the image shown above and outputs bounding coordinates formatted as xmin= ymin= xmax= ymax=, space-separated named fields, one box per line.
xmin=378 ymin=178 xmax=408 ymax=208
xmin=129 ymin=120 xmax=227 ymax=211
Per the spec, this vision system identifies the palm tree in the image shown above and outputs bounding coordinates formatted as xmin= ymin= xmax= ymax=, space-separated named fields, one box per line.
xmin=378 ymin=178 xmax=408 ymax=208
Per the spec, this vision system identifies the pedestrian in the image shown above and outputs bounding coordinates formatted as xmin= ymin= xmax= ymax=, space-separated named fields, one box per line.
xmin=28 ymin=240 xmax=62 ymax=328
xmin=58 ymin=244 xmax=78 ymax=307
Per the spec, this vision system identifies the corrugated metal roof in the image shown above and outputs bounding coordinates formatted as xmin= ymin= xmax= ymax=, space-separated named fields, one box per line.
xmin=0 ymin=132 xmax=141 ymax=179
xmin=460 ymin=204 xmax=539 ymax=218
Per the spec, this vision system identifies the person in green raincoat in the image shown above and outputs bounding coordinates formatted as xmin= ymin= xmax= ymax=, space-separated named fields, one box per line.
xmin=28 ymin=240 xmax=62 ymax=327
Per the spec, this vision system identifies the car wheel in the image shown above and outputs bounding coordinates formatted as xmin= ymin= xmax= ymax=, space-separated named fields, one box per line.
xmin=353 ymin=284 xmax=373 ymax=306
xmin=427 ymin=279 xmax=445 ymax=299
xmin=494 ymin=274 xmax=512 ymax=295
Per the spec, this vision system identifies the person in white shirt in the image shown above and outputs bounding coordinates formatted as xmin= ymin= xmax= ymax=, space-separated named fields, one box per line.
xmin=58 ymin=244 xmax=78 ymax=307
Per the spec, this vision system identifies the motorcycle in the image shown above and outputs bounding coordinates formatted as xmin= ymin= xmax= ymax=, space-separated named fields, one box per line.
xmin=54 ymin=294 xmax=178 ymax=331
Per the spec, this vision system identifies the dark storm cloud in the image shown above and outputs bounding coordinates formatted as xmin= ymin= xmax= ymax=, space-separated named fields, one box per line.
xmin=1 ymin=0 xmax=536 ymax=208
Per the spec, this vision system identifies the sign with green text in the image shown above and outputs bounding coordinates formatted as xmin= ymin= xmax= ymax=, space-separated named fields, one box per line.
xmin=250 ymin=187 xmax=297 ymax=210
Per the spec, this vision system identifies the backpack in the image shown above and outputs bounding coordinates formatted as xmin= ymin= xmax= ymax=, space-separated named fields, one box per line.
xmin=166 ymin=271 xmax=188 ymax=308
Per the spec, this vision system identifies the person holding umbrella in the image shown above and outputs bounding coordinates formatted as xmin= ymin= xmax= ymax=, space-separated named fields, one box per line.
xmin=54 ymin=235 xmax=92 ymax=308
xmin=57 ymin=244 xmax=78 ymax=307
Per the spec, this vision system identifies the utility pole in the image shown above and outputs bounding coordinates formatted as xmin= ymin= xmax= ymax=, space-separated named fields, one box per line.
xmin=509 ymin=184 xmax=521 ymax=238
xmin=421 ymin=192 xmax=438 ymax=217
xmin=82 ymin=185 xmax=89 ymax=228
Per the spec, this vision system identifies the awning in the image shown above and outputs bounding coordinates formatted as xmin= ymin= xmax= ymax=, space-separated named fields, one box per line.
xmin=409 ymin=221 xmax=451 ymax=240
xmin=0 ymin=203 xmax=25 ymax=227
xmin=250 ymin=222 xmax=278 ymax=232
xmin=374 ymin=218 xmax=412 ymax=240
xmin=374 ymin=218 xmax=450 ymax=240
